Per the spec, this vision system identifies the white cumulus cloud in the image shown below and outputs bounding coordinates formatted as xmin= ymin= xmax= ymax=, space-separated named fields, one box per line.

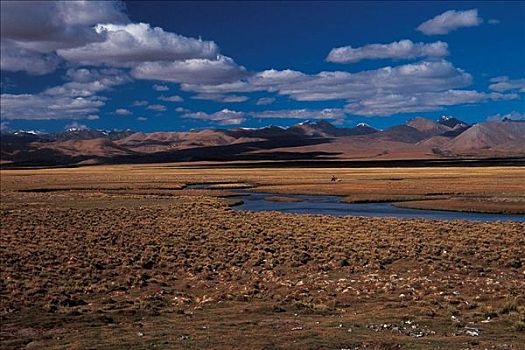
xmin=253 ymin=108 xmax=346 ymax=122
xmin=256 ymin=97 xmax=276 ymax=105
xmin=0 ymin=0 xmax=128 ymax=74
xmin=158 ymin=95 xmax=184 ymax=102
xmin=192 ymin=94 xmax=249 ymax=103
xmin=417 ymin=9 xmax=483 ymax=35
xmin=0 ymin=93 xmax=104 ymax=120
xmin=146 ymin=104 xmax=167 ymax=112
xmin=132 ymin=100 xmax=148 ymax=107
xmin=489 ymin=76 xmax=525 ymax=93
xmin=0 ymin=43 xmax=61 ymax=75
xmin=57 ymin=22 xmax=219 ymax=67
xmin=486 ymin=111 xmax=525 ymax=121
xmin=153 ymin=84 xmax=169 ymax=91
xmin=115 ymin=108 xmax=132 ymax=115
xmin=44 ymin=68 xmax=130 ymax=97
xmin=182 ymin=109 xmax=246 ymax=125
xmin=344 ymin=90 xmax=516 ymax=116
xmin=0 ymin=67 xmax=130 ymax=120
xmin=181 ymin=60 xmax=518 ymax=117
xmin=183 ymin=60 xmax=473 ymax=101
xmin=132 ymin=55 xmax=248 ymax=85
xmin=327 ymin=40 xmax=449 ymax=63
xmin=1 ymin=1 xmax=127 ymax=51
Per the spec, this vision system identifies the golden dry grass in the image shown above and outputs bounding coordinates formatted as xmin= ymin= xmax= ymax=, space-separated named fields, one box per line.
xmin=2 ymin=164 xmax=524 ymax=213
xmin=1 ymin=164 xmax=524 ymax=349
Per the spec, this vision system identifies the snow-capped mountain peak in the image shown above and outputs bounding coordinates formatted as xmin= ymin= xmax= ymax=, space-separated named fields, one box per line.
xmin=14 ymin=130 xmax=45 ymax=135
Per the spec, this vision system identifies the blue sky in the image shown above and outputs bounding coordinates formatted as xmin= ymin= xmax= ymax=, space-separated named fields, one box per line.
xmin=1 ymin=1 xmax=524 ymax=132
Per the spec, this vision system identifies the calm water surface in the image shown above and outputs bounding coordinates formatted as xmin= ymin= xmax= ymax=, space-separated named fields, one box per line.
xmin=188 ymin=184 xmax=525 ymax=222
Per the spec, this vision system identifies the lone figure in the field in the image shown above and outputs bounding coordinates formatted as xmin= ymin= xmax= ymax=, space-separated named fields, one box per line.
xmin=331 ymin=175 xmax=341 ymax=183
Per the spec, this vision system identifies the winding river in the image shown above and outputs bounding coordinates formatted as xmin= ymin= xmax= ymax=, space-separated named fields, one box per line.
xmin=188 ymin=184 xmax=525 ymax=222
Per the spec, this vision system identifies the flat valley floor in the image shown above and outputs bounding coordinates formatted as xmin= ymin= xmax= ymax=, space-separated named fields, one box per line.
xmin=1 ymin=164 xmax=524 ymax=349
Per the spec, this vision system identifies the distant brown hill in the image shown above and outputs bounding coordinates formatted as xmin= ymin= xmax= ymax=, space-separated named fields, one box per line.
xmin=406 ymin=116 xmax=452 ymax=137
xmin=2 ymin=118 xmax=524 ymax=166
xmin=36 ymin=138 xmax=137 ymax=158
xmin=445 ymin=121 xmax=525 ymax=156
xmin=115 ymin=129 xmax=263 ymax=153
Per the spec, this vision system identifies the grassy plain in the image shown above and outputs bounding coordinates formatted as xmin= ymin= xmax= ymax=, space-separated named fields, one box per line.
xmin=1 ymin=164 xmax=524 ymax=349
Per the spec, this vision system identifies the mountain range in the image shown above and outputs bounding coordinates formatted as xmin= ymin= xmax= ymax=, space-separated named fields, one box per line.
xmin=1 ymin=116 xmax=524 ymax=166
